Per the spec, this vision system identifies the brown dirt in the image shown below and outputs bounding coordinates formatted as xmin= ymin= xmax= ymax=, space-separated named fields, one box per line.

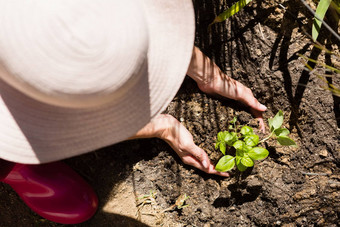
xmin=1 ymin=0 xmax=339 ymax=226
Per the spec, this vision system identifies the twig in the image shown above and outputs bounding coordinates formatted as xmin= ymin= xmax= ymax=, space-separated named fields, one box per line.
xmin=258 ymin=23 xmax=265 ymax=40
xmin=301 ymin=172 xmax=330 ymax=176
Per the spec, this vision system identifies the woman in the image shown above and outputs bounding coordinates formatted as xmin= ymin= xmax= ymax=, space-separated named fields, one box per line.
xmin=0 ymin=0 xmax=266 ymax=224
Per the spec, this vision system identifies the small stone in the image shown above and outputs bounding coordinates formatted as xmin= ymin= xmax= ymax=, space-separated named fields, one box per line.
xmin=319 ymin=149 xmax=328 ymax=157
xmin=324 ymin=169 xmax=333 ymax=175
xmin=274 ymin=8 xmax=281 ymax=14
xmin=280 ymin=157 xmax=290 ymax=165
xmin=133 ymin=163 xmax=141 ymax=171
xmin=282 ymin=224 xmax=295 ymax=227
xmin=256 ymin=49 xmax=262 ymax=56
xmin=247 ymin=176 xmax=261 ymax=187
xmin=229 ymin=206 xmax=236 ymax=211
xmin=330 ymin=184 xmax=338 ymax=189
xmin=329 ymin=181 xmax=340 ymax=189
xmin=317 ymin=218 xmax=325 ymax=225
xmin=276 ymin=147 xmax=285 ymax=154
xmin=296 ymin=216 xmax=307 ymax=225
xmin=331 ymin=175 xmax=340 ymax=180
xmin=293 ymin=188 xmax=316 ymax=200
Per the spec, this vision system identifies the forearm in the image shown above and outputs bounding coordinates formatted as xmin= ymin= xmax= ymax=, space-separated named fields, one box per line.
xmin=186 ymin=46 xmax=219 ymax=88
xmin=186 ymin=46 xmax=266 ymax=131
xmin=128 ymin=114 xmax=174 ymax=140
xmin=186 ymin=46 xmax=242 ymax=100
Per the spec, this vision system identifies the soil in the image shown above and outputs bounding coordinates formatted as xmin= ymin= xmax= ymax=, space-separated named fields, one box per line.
xmin=1 ymin=0 xmax=339 ymax=226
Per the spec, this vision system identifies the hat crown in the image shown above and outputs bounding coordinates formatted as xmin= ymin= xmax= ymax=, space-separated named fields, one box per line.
xmin=0 ymin=0 xmax=148 ymax=108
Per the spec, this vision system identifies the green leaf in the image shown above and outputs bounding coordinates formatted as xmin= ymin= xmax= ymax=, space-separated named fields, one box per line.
xmin=244 ymin=134 xmax=259 ymax=147
xmin=225 ymin=132 xmax=238 ymax=146
xmin=277 ymin=136 xmax=296 ymax=146
xmin=312 ymin=0 xmax=332 ymax=41
xmin=217 ymin=131 xmax=225 ymax=142
xmin=233 ymin=140 xmax=245 ymax=150
xmin=236 ymin=148 xmax=244 ymax=157
xmin=248 ymin=147 xmax=269 ymax=160
xmin=209 ymin=0 xmax=253 ymax=27
xmin=236 ymin=155 xmax=242 ymax=165
xmin=215 ymin=155 xmax=235 ymax=172
xmin=274 ymin=128 xmax=290 ymax=137
xmin=244 ymin=145 xmax=253 ymax=153
xmin=241 ymin=155 xmax=254 ymax=167
xmin=215 ymin=142 xmax=220 ymax=150
xmin=268 ymin=110 xmax=284 ymax=132
xmin=236 ymin=162 xmax=248 ymax=172
xmin=240 ymin=126 xmax=254 ymax=136
xmin=219 ymin=142 xmax=226 ymax=155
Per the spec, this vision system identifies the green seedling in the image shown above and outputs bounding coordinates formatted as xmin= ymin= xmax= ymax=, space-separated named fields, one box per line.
xmin=136 ymin=190 xmax=157 ymax=216
xmin=215 ymin=110 xmax=296 ymax=172
xmin=162 ymin=194 xmax=190 ymax=213
xmin=175 ymin=194 xmax=190 ymax=209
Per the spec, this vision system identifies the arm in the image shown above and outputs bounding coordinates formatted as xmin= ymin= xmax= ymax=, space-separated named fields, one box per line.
xmin=187 ymin=46 xmax=267 ymax=131
xmin=130 ymin=114 xmax=229 ymax=177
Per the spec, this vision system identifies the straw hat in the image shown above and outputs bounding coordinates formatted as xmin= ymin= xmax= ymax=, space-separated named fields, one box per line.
xmin=0 ymin=0 xmax=195 ymax=164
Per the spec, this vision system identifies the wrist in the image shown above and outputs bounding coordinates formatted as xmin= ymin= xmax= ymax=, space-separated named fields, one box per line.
xmin=129 ymin=114 xmax=174 ymax=140
xmin=186 ymin=46 xmax=222 ymax=94
xmin=151 ymin=114 xmax=172 ymax=139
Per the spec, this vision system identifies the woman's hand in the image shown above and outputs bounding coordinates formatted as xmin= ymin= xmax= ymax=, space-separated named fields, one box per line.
xmin=130 ymin=114 xmax=229 ymax=177
xmin=187 ymin=46 xmax=267 ymax=132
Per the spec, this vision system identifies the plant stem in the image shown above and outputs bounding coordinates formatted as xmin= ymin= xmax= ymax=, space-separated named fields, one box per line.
xmin=260 ymin=131 xmax=274 ymax=143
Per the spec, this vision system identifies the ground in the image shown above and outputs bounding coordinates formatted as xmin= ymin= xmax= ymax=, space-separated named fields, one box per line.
xmin=1 ymin=0 xmax=339 ymax=226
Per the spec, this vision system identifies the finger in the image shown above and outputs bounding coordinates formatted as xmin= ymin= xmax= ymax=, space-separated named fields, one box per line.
xmin=183 ymin=143 xmax=230 ymax=176
xmin=251 ymin=108 xmax=266 ymax=133
xmin=185 ymin=144 xmax=211 ymax=169
xmin=207 ymin=164 xmax=230 ymax=177
xmin=247 ymin=98 xmax=267 ymax=113
xmin=181 ymin=151 xmax=208 ymax=170
xmin=182 ymin=155 xmax=230 ymax=177
xmin=236 ymin=86 xmax=267 ymax=112
xmin=257 ymin=118 xmax=265 ymax=133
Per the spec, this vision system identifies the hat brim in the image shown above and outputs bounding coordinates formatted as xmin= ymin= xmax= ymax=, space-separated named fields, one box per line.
xmin=0 ymin=0 xmax=195 ymax=164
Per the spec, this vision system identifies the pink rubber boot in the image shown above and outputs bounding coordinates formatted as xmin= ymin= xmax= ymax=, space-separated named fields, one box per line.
xmin=0 ymin=159 xmax=98 ymax=224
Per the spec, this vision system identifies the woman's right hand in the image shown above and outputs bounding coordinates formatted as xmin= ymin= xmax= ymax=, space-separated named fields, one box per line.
xmin=131 ymin=114 xmax=229 ymax=177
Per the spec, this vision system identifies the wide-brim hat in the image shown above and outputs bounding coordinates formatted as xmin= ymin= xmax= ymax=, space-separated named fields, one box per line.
xmin=0 ymin=0 xmax=195 ymax=164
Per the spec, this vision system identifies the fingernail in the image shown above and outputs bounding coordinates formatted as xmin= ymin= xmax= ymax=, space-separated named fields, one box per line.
xmin=260 ymin=104 xmax=267 ymax=110
xmin=202 ymin=160 xmax=208 ymax=169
